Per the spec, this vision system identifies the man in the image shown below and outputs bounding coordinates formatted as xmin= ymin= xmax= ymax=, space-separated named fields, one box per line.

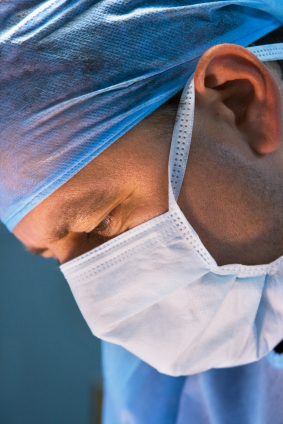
xmin=1 ymin=1 xmax=283 ymax=423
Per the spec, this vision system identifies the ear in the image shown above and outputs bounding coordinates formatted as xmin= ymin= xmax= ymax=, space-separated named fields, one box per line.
xmin=194 ymin=43 xmax=282 ymax=154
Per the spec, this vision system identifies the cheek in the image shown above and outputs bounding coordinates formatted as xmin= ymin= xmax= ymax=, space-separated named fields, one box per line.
xmin=126 ymin=193 xmax=169 ymax=230
xmin=56 ymin=231 xmax=118 ymax=264
xmin=52 ymin=232 xmax=89 ymax=264
xmin=54 ymin=175 xmax=169 ymax=264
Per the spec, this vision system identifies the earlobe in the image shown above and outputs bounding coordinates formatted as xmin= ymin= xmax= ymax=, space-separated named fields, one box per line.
xmin=194 ymin=43 xmax=282 ymax=154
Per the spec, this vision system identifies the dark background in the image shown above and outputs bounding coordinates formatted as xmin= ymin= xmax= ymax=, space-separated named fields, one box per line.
xmin=0 ymin=222 xmax=102 ymax=424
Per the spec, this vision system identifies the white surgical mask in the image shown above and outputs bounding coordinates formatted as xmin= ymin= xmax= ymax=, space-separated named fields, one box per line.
xmin=61 ymin=43 xmax=283 ymax=376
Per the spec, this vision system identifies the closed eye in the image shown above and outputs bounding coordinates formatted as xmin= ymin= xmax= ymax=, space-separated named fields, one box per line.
xmin=86 ymin=214 xmax=113 ymax=238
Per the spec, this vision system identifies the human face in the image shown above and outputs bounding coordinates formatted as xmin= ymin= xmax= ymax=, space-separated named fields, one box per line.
xmin=13 ymin=44 xmax=283 ymax=266
xmin=12 ymin=110 xmax=174 ymax=264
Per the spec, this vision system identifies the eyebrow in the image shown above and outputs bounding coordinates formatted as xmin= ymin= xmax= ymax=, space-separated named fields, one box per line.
xmin=49 ymin=188 xmax=115 ymax=241
xmin=22 ymin=188 xmax=115 ymax=256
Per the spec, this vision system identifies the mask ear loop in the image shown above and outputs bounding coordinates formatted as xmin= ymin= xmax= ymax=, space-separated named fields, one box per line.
xmin=168 ymin=42 xmax=283 ymax=211
xmin=168 ymin=72 xmax=195 ymax=210
xmin=247 ymin=43 xmax=283 ymax=61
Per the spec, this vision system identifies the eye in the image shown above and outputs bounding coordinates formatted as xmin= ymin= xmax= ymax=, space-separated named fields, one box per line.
xmin=86 ymin=215 xmax=113 ymax=238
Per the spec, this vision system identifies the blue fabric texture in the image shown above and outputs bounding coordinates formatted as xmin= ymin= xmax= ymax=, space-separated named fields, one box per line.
xmin=102 ymin=341 xmax=186 ymax=424
xmin=0 ymin=0 xmax=282 ymax=230
xmin=266 ymin=349 xmax=283 ymax=369
xmin=102 ymin=341 xmax=283 ymax=424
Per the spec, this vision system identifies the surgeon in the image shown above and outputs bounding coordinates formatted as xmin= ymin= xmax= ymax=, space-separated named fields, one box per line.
xmin=1 ymin=1 xmax=283 ymax=423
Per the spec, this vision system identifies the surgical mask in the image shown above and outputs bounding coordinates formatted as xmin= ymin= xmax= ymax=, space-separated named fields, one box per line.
xmin=61 ymin=43 xmax=283 ymax=377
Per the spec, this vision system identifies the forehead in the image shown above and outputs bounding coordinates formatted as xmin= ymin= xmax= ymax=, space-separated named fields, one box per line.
xmin=11 ymin=110 xmax=169 ymax=248
xmin=12 ymin=165 xmax=117 ymax=248
xmin=15 ymin=185 xmax=115 ymax=240
xmin=17 ymin=137 xmax=124 ymax=221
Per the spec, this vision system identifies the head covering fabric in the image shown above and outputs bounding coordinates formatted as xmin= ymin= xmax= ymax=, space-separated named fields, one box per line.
xmin=0 ymin=0 xmax=282 ymax=230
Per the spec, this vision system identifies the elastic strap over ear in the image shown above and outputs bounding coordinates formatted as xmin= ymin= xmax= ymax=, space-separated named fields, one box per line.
xmin=247 ymin=43 xmax=283 ymax=62
xmin=168 ymin=73 xmax=195 ymax=206
xmin=168 ymin=42 xmax=283 ymax=206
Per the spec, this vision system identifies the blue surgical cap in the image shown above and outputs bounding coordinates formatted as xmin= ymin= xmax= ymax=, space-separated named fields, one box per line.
xmin=0 ymin=0 xmax=282 ymax=230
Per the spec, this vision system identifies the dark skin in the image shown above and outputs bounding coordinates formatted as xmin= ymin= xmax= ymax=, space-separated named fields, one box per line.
xmin=13 ymin=44 xmax=283 ymax=266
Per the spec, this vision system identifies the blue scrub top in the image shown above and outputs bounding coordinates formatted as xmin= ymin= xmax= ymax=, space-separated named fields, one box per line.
xmin=91 ymin=1 xmax=283 ymax=422
xmin=98 ymin=1 xmax=283 ymax=419
xmin=102 ymin=341 xmax=283 ymax=424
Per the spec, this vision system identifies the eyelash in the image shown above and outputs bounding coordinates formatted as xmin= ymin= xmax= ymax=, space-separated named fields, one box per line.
xmin=87 ymin=215 xmax=112 ymax=237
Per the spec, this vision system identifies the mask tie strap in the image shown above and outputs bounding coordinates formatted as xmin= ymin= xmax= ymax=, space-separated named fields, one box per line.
xmin=168 ymin=72 xmax=195 ymax=210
